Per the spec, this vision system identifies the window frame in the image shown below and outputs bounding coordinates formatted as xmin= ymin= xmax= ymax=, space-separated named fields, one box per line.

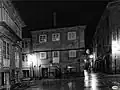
xmin=69 ymin=50 xmax=76 ymax=57
xmin=68 ymin=32 xmax=76 ymax=40
xmin=40 ymin=52 xmax=47 ymax=59
xmin=52 ymin=51 xmax=59 ymax=57
xmin=39 ymin=34 xmax=47 ymax=43
xmin=3 ymin=41 xmax=10 ymax=59
xmin=52 ymin=33 xmax=60 ymax=41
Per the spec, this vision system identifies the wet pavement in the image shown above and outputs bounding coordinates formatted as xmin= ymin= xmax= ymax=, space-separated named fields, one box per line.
xmin=23 ymin=70 xmax=120 ymax=90
xmin=2 ymin=70 xmax=120 ymax=90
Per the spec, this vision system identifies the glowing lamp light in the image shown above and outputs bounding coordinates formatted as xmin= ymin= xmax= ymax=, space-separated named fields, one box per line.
xmin=112 ymin=41 xmax=118 ymax=52
xmin=27 ymin=54 xmax=36 ymax=66
xmin=89 ymin=55 xmax=94 ymax=59
xmin=67 ymin=66 xmax=74 ymax=69
xmin=112 ymin=40 xmax=120 ymax=54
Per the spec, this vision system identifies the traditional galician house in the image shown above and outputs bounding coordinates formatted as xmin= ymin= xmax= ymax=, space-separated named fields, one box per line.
xmin=93 ymin=0 xmax=120 ymax=74
xmin=0 ymin=0 xmax=25 ymax=87
xmin=30 ymin=25 xmax=86 ymax=78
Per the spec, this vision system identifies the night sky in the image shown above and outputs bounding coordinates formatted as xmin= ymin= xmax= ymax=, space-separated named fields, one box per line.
xmin=12 ymin=0 xmax=109 ymax=48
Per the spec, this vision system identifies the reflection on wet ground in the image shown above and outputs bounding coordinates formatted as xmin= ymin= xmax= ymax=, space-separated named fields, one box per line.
xmin=25 ymin=70 xmax=120 ymax=90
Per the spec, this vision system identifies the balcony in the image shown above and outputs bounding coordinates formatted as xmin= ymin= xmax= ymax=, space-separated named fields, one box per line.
xmin=0 ymin=21 xmax=22 ymax=41
xmin=0 ymin=7 xmax=22 ymax=40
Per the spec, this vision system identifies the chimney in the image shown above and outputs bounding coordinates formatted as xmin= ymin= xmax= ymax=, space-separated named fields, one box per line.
xmin=53 ymin=12 xmax=56 ymax=27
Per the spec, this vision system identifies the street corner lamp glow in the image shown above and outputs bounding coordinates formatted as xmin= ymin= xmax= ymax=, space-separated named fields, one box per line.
xmin=84 ymin=59 xmax=87 ymax=62
xmin=112 ymin=40 xmax=120 ymax=54
xmin=89 ymin=55 xmax=94 ymax=59
xmin=67 ymin=66 xmax=72 ymax=69
xmin=27 ymin=54 xmax=36 ymax=66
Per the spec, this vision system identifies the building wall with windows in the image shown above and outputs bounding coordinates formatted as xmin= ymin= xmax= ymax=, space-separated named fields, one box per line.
xmin=93 ymin=0 xmax=120 ymax=74
xmin=30 ymin=25 xmax=86 ymax=78
xmin=22 ymin=38 xmax=32 ymax=78
xmin=0 ymin=0 xmax=25 ymax=87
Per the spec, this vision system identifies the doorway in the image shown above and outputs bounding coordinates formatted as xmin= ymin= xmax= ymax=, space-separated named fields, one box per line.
xmin=42 ymin=68 xmax=48 ymax=78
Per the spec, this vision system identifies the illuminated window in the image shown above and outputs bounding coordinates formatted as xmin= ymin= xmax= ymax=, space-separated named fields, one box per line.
xmin=52 ymin=33 xmax=60 ymax=41
xmin=40 ymin=52 xmax=46 ymax=59
xmin=68 ymin=32 xmax=76 ymax=40
xmin=69 ymin=50 xmax=76 ymax=57
xmin=39 ymin=35 xmax=47 ymax=43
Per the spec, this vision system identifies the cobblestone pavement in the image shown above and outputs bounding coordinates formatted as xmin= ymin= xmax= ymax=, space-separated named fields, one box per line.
xmin=23 ymin=70 xmax=120 ymax=90
xmin=2 ymin=70 xmax=120 ymax=90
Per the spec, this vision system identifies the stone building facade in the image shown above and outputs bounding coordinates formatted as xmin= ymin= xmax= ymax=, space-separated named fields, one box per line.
xmin=22 ymin=38 xmax=32 ymax=78
xmin=0 ymin=0 xmax=25 ymax=87
xmin=93 ymin=0 xmax=120 ymax=74
xmin=29 ymin=25 xmax=86 ymax=78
